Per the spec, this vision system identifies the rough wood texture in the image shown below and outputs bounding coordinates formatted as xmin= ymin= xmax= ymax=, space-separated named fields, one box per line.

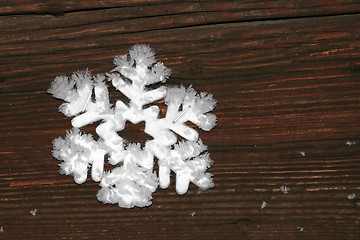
xmin=1 ymin=1 xmax=360 ymax=239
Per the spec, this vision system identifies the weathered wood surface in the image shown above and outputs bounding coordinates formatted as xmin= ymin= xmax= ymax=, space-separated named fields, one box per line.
xmin=1 ymin=1 xmax=360 ymax=239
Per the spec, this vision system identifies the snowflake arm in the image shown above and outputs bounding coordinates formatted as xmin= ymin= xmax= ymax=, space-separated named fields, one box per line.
xmin=52 ymin=128 xmax=106 ymax=183
xmin=71 ymin=74 xmax=112 ymax=128
xmin=110 ymin=44 xmax=169 ymax=108
xmin=156 ymin=139 xmax=213 ymax=194
xmin=47 ymin=71 xmax=94 ymax=117
xmin=161 ymin=86 xmax=217 ymax=142
xmin=97 ymin=143 xmax=158 ymax=208
xmin=165 ymin=85 xmax=217 ymax=130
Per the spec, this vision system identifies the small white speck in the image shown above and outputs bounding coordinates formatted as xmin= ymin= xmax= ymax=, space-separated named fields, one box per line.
xmin=280 ymin=186 xmax=288 ymax=194
xmin=261 ymin=201 xmax=266 ymax=209
xmin=0 ymin=227 xmax=3 ymax=233
xmin=191 ymin=211 xmax=196 ymax=216
xmin=347 ymin=193 xmax=356 ymax=200
xmin=300 ymin=151 xmax=306 ymax=156
xmin=29 ymin=209 xmax=37 ymax=216
xmin=297 ymin=226 xmax=304 ymax=232
xmin=346 ymin=141 xmax=356 ymax=146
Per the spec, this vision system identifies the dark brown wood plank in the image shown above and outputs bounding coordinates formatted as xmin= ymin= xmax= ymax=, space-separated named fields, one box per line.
xmin=1 ymin=12 xmax=360 ymax=95
xmin=1 ymin=2 xmax=360 ymax=240
xmin=1 ymin=0 xmax=360 ymax=18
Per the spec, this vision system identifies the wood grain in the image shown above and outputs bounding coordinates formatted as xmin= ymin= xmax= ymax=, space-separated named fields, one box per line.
xmin=1 ymin=0 xmax=360 ymax=17
xmin=1 ymin=1 xmax=360 ymax=239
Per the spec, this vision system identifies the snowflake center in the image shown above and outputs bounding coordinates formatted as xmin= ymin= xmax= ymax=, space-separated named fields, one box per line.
xmin=120 ymin=121 xmax=152 ymax=147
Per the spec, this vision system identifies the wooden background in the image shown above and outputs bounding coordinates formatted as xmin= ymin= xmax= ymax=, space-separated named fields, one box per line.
xmin=1 ymin=1 xmax=360 ymax=239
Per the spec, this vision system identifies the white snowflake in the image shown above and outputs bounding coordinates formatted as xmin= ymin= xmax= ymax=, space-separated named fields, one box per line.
xmin=347 ymin=193 xmax=356 ymax=200
xmin=48 ymin=44 xmax=217 ymax=208
xmin=29 ymin=209 xmax=37 ymax=216
xmin=280 ymin=185 xmax=289 ymax=194
xmin=346 ymin=140 xmax=356 ymax=146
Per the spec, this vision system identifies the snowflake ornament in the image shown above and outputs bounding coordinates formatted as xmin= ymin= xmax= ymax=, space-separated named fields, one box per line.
xmin=48 ymin=44 xmax=217 ymax=208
